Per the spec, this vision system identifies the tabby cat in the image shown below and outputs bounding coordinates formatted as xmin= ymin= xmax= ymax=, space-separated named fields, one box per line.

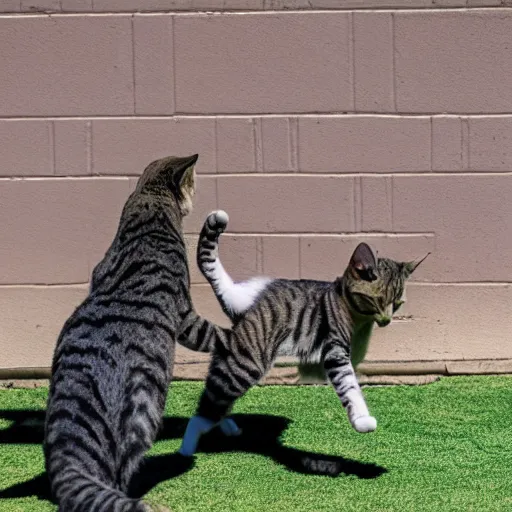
xmin=177 ymin=210 xmax=428 ymax=456
xmin=44 ymin=154 xmax=210 ymax=512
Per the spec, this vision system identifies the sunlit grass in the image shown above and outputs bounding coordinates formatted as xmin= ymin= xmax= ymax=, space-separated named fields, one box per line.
xmin=0 ymin=377 xmax=511 ymax=511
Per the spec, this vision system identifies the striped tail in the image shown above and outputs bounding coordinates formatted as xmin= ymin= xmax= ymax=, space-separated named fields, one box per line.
xmin=47 ymin=467 xmax=167 ymax=512
xmin=45 ymin=406 xmax=169 ymax=512
xmin=196 ymin=210 xmax=272 ymax=320
xmin=196 ymin=210 xmax=235 ymax=319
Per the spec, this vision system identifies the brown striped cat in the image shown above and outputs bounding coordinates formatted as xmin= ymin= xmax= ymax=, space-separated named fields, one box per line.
xmin=177 ymin=210 xmax=428 ymax=456
xmin=44 ymin=154 xmax=213 ymax=512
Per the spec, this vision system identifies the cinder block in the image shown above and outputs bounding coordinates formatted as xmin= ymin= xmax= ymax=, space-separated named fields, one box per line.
xmin=216 ymin=118 xmax=256 ymax=173
xmin=217 ymin=175 xmax=355 ymax=233
xmin=299 ymin=234 xmax=434 ymax=282
xmin=92 ymin=118 xmax=216 ymax=175
xmin=469 ymin=117 xmax=512 ymax=171
xmin=432 ymin=117 xmax=463 ymax=171
xmin=0 ymin=16 xmax=134 ymax=116
xmin=174 ymin=13 xmax=351 ymax=113
xmin=392 ymin=175 xmax=512 ymax=282
xmin=0 ymin=178 xmax=131 ymax=284
xmin=133 ymin=15 xmax=174 ymax=114
xmin=54 ymin=121 xmax=90 ymax=176
xmin=298 ymin=117 xmax=430 ymax=173
xmin=0 ymin=120 xmax=53 ymax=176
xmin=262 ymin=236 xmax=300 ymax=279
xmin=354 ymin=12 xmax=394 ymax=112
xmin=0 ymin=285 xmax=88 ymax=369
xmin=395 ymin=11 xmax=512 ymax=112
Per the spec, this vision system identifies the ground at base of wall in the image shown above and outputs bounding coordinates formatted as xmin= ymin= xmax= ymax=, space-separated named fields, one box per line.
xmin=0 ymin=374 xmax=442 ymax=389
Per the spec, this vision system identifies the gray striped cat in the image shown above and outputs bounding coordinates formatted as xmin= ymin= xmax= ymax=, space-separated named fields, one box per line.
xmin=44 ymin=154 xmax=210 ymax=512
xmin=177 ymin=210 xmax=428 ymax=456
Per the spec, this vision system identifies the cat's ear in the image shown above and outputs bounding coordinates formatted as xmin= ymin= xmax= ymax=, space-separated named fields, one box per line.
xmin=172 ymin=154 xmax=199 ymax=191
xmin=349 ymin=243 xmax=378 ymax=282
xmin=403 ymin=252 xmax=430 ymax=278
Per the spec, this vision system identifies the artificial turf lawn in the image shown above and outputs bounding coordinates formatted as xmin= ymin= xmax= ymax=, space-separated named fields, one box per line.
xmin=0 ymin=377 xmax=511 ymax=511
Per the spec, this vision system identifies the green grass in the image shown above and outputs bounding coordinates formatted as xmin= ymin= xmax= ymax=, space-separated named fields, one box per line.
xmin=1 ymin=377 xmax=512 ymax=511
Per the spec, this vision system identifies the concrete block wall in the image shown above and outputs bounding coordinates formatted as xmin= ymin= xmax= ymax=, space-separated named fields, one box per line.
xmin=1 ymin=1 xmax=511 ymax=373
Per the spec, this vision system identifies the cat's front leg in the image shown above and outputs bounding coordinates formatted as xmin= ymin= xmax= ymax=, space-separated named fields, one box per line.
xmin=322 ymin=339 xmax=376 ymax=433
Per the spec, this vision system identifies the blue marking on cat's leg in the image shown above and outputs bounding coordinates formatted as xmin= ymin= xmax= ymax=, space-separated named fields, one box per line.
xmin=178 ymin=416 xmax=216 ymax=457
xmin=219 ymin=417 xmax=242 ymax=437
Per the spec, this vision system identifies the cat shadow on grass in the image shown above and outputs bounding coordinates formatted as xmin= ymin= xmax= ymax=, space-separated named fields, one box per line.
xmin=0 ymin=410 xmax=387 ymax=504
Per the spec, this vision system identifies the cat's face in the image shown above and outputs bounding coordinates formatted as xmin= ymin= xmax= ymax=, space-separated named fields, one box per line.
xmin=344 ymin=243 xmax=428 ymax=327
xmin=136 ymin=154 xmax=198 ymax=216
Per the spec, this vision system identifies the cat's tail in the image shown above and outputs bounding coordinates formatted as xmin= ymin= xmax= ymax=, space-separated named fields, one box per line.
xmin=196 ymin=210 xmax=272 ymax=320
xmin=196 ymin=210 xmax=236 ymax=319
xmin=49 ymin=469 xmax=169 ymax=512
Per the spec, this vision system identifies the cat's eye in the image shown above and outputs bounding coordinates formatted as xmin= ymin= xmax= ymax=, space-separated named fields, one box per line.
xmin=393 ymin=300 xmax=404 ymax=313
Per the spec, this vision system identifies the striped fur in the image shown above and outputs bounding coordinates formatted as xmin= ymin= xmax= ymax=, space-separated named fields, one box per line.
xmin=177 ymin=210 xmax=428 ymax=456
xmin=44 ymin=154 xmax=210 ymax=512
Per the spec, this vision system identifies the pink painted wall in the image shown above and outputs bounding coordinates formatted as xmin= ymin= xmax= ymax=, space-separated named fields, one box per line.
xmin=1 ymin=1 xmax=511 ymax=370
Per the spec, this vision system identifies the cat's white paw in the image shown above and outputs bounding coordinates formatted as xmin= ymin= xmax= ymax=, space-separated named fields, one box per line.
xmin=352 ymin=415 xmax=377 ymax=433
xmin=208 ymin=210 xmax=229 ymax=231
xmin=219 ymin=418 xmax=242 ymax=437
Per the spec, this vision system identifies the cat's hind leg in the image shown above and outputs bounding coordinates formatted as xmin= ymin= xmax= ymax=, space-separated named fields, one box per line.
xmin=178 ymin=417 xmax=242 ymax=457
xmin=179 ymin=346 xmax=265 ymax=456
xmin=179 ymin=416 xmax=218 ymax=457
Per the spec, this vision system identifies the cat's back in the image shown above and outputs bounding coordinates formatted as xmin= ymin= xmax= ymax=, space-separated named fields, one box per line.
xmin=261 ymin=277 xmax=331 ymax=305
xmin=237 ymin=277 xmax=328 ymax=329
xmin=45 ymin=154 xmax=199 ymax=512
xmin=50 ymin=195 xmax=186 ymax=397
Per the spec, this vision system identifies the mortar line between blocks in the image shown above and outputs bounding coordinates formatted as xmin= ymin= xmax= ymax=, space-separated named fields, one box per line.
xmin=171 ymin=15 xmax=177 ymax=114
xmin=86 ymin=121 xmax=93 ymax=175
xmin=459 ymin=117 xmax=464 ymax=170
xmin=205 ymin=231 xmax=436 ymax=237
xmin=390 ymin=175 xmax=394 ymax=230
xmin=391 ymin=12 xmax=397 ymax=112
xmin=257 ymin=236 xmax=264 ymax=274
xmin=8 ymin=113 xmax=512 ymax=119
xmin=294 ymin=117 xmax=299 ymax=171
xmin=214 ymin=118 xmax=219 ymax=173
xmin=287 ymin=117 xmax=297 ymax=171
xmin=10 ymin=6 xmax=512 ymax=17
xmin=254 ymin=118 xmax=263 ymax=172
xmin=429 ymin=117 xmax=433 ymax=171
xmin=50 ymin=120 xmax=56 ymax=175
xmin=466 ymin=117 xmax=471 ymax=171
xmin=298 ymin=236 xmax=302 ymax=279
xmin=358 ymin=176 xmax=363 ymax=231
xmin=131 ymin=15 xmax=137 ymax=114
xmin=350 ymin=11 xmax=356 ymax=111
xmin=352 ymin=176 xmax=361 ymax=232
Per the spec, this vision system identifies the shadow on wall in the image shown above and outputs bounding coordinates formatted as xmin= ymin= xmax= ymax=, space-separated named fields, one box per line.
xmin=0 ymin=410 xmax=387 ymax=505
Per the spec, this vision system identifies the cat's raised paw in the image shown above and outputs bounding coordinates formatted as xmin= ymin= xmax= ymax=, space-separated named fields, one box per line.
xmin=352 ymin=416 xmax=377 ymax=433
xmin=208 ymin=210 xmax=229 ymax=232
xmin=219 ymin=418 xmax=242 ymax=437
